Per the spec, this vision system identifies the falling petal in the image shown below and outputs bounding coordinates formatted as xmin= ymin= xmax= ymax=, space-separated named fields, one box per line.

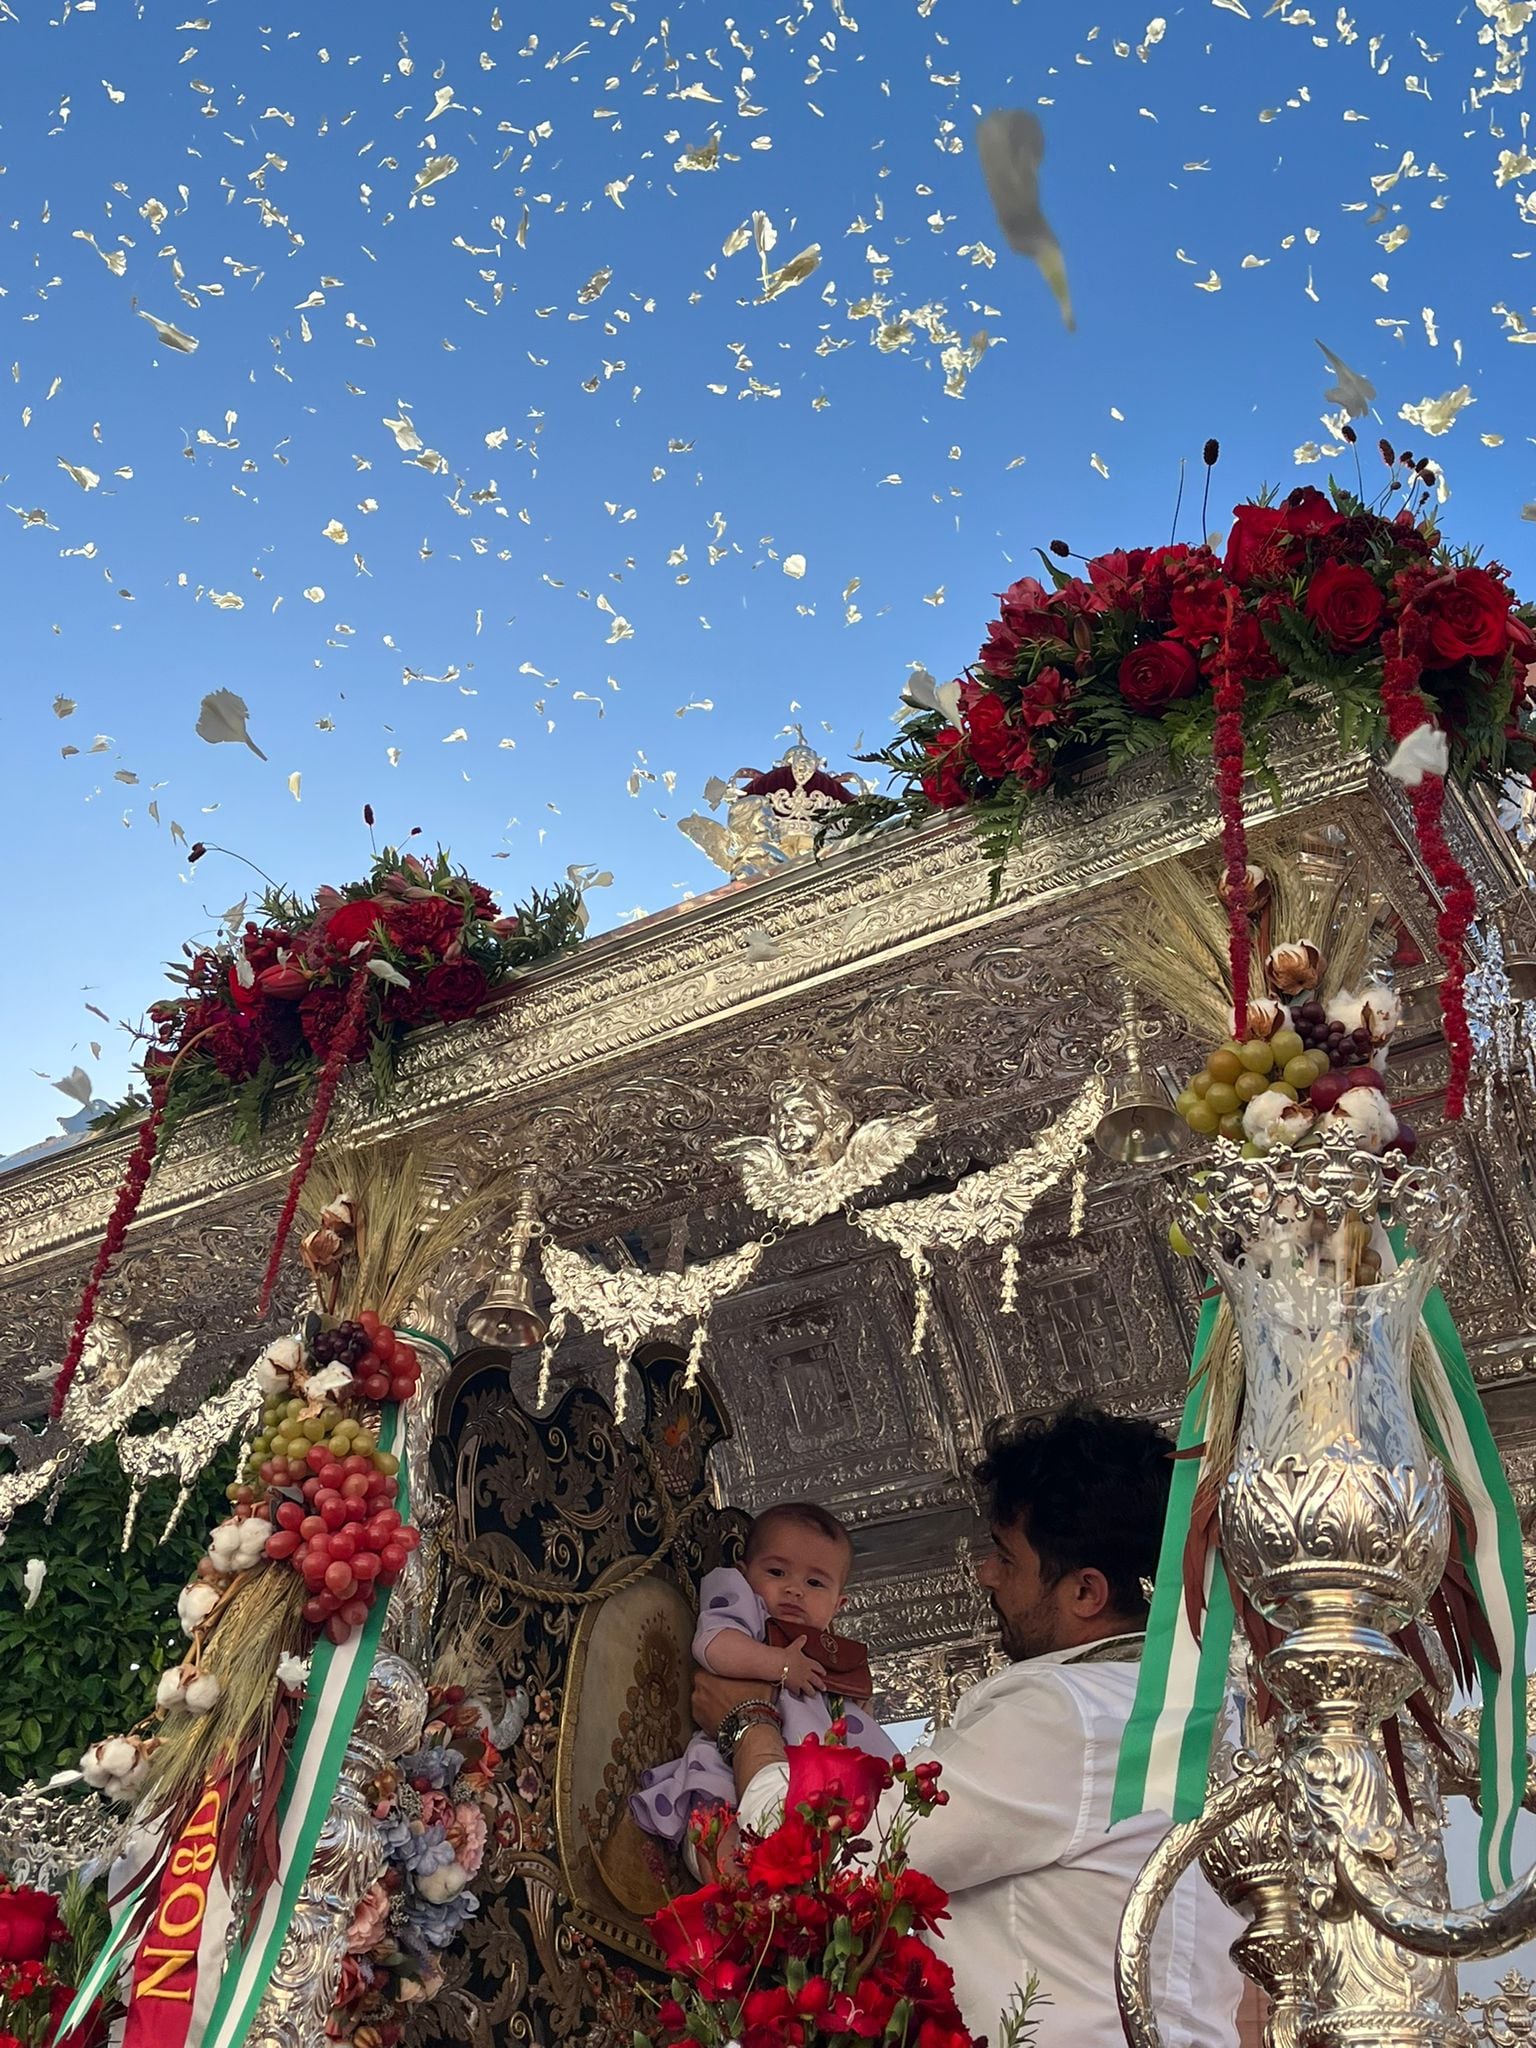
xmin=135 ymin=308 xmax=199 ymax=353
xmin=195 ymin=689 xmax=267 ymax=759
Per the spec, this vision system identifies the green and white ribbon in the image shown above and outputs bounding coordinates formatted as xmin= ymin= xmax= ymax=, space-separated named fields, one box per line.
xmin=1112 ymin=1291 xmax=1236 ymax=1826
xmin=1410 ymin=1267 xmax=1528 ymax=1896
xmin=196 ymin=1399 xmax=410 ymax=2048
xmin=51 ymin=1860 xmax=159 ymax=2043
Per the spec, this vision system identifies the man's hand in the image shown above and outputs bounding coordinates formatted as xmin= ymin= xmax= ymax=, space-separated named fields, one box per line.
xmin=691 ymin=1669 xmax=773 ymax=1738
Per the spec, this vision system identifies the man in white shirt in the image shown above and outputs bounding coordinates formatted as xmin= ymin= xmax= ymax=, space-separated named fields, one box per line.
xmin=692 ymin=1402 xmax=1244 ymax=2048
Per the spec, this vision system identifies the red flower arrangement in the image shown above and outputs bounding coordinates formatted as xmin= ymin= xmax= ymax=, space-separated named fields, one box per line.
xmin=0 ymin=1879 xmax=107 ymax=2048
xmin=641 ymin=1732 xmax=1040 ymax=2048
xmin=847 ymin=460 xmax=1536 ymax=1122
xmin=49 ymin=847 xmax=584 ymax=1418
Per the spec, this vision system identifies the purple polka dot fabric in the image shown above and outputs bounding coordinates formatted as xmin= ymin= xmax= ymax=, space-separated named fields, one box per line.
xmin=629 ymin=1566 xmax=897 ymax=1849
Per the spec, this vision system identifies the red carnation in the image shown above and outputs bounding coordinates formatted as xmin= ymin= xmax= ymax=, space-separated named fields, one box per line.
xmin=919 ymin=729 xmax=968 ymax=809
xmin=1118 ymin=637 xmax=1201 ymax=712
xmin=1169 ymin=569 xmax=1235 ymax=647
xmin=385 ymin=894 xmax=465 ymax=957
xmin=745 ymin=1814 xmax=821 ymax=1891
xmin=419 ymin=960 xmax=491 ymax=1023
xmin=1422 ymin=565 xmax=1514 ymax=665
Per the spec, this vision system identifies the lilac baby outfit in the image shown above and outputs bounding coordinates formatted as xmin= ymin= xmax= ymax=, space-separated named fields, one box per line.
xmin=632 ymin=1565 xmax=895 ymax=1848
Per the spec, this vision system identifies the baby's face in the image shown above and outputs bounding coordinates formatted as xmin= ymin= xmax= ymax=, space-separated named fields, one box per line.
xmin=744 ymin=1521 xmax=849 ymax=1632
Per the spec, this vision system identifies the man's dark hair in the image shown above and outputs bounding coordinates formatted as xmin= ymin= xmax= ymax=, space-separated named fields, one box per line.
xmin=972 ymin=1400 xmax=1175 ymax=1619
xmin=745 ymin=1501 xmax=855 ymax=1576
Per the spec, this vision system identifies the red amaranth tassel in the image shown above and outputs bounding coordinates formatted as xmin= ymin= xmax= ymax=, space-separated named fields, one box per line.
xmin=1214 ymin=591 xmax=1251 ymax=1036
xmin=50 ymin=1090 xmax=167 ymax=1420
xmin=257 ymin=961 xmax=374 ymax=1317
xmin=1380 ymin=618 xmax=1477 ymax=1118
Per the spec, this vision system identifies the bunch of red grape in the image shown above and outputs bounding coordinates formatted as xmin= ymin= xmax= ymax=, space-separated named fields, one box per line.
xmin=1290 ymin=1001 xmax=1377 ymax=1071
xmin=312 ymin=1310 xmax=421 ymax=1404
xmin=264 ymin=1442 xmax=420 ymax=1644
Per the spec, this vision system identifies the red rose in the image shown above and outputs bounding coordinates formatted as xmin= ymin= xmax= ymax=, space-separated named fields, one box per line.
xmin=1304 ymin=560 xmax=1386 ymax=648
xmin=324 ymin=898 xmax=388 ymax=952
xmin=1118 ymin=637 xmax=1201 ymax=712
xmin=919 ymin=729 xmax=968 ymax=809
xmin=0 ymin=1886 xmax=66 ymax=1963
xmin=418 ymin=960 xmax=491 ymax=1023
xmin=786 ymin=1735 xmax=892 ymax=1834
xmin=1169 ymin=569 xmax=1234 ymax=646
xmin=1423 ymin=566 xmax=1514 ymax=664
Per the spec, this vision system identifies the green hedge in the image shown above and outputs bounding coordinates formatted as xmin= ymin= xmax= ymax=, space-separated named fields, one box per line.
xmin=0 ymin=1436 xmax=235 ymax=1791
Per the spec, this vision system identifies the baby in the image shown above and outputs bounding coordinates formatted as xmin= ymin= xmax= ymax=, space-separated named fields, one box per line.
xmin=633 ymin=1500 xmax=894 ymax=1855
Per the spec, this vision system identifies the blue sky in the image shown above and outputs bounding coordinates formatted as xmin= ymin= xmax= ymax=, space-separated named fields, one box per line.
xmin=3 ymin=0 xmax=1534 ymax=1154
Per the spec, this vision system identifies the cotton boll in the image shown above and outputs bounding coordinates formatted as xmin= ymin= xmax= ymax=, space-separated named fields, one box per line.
xmin=183 ymin=1673 xmax=221 ymax=1715
xmin=1323 ymin=1086 xmax=1399 ymax=1154
xmin=178 ymin=1582 xmax=219 ymax=1635
xmin=417 ymin=1861 xmax=470 ymax=1903
xmin=1384 ymin=725 xmax=1449 ymax=787
xmin=1325 ymin=990 xmax=1367 ymax=1036
xmin=232 ymin=1517 xmax=273 ymax=1569
xmin=255 ymin=1334 xmax=304 ymax=1392
xmin=82 ymin=1737 xmax=137 ymax=1786
xmin=157 ymin=1669 xmax=188 ymax=1711
xmin=1358 ymin=983 xmax=1400 ymax=1046
xmin=1241 ymin=1089 xmax=1317 ymax=1150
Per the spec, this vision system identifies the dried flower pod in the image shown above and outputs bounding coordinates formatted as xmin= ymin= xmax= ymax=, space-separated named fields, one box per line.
xmin=1264 ymin=939 xmax=1324 ymax=996
xmin=1203 ymin=438 xmax=1220 ymax=467
xmin=1217 ymin=863 xmax=1270 ymax=915
xmin=1244 ymin=997 xmax=1288 ymax=1040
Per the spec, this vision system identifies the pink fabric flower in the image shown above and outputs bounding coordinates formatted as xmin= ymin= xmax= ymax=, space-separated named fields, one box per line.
xmin=450 ymin=1801 xmax=489 ymax=1878
xmin=343 ymin=1881 xmax=391 ymax=1955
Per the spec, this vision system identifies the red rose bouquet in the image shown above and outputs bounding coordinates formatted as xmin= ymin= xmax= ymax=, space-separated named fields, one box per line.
xmin=641 ymin=1731 xmax=1041 ymax=2048
xmin=842 ymin=458 xmax=1536 ymax=1122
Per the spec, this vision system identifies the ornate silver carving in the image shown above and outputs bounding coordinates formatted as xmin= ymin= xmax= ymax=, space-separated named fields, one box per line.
xmin=0 ymin=1780 xmax=125 ymax=1889
xmin=718 ymin=1075 xmax=936 ymax=1230
xmin=246 ymin=1653 xmax=428 ymax=2048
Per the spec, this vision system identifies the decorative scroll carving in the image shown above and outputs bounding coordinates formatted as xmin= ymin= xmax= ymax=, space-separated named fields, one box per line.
xmin=419 ymin=1353 xmax=745 ymax=2046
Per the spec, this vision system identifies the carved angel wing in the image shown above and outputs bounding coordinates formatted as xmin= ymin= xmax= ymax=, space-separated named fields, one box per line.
xmin=719 ymin=1104 xmax=936 ymax=1230
xmin=677 ymin=814 xmax=737 ymax=875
